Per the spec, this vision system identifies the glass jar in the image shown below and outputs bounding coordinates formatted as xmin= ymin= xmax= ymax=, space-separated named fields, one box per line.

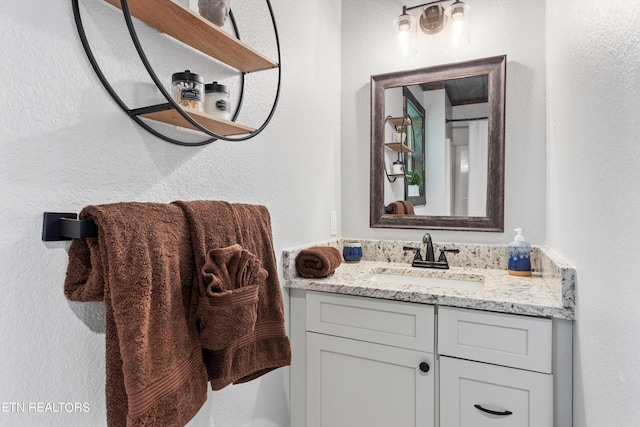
xmin=204 ymin=82 xmax=230 ymax=120
xmin=171 ymin=70 xmax=204 ymax=112
xmin=391 ymin=160 xmax=404 ymax=175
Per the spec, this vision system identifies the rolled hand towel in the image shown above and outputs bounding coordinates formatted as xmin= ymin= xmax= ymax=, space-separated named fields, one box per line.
xmin=388 ymin=201 xmax=406 ymax=214
xmin=295 ymin=246 xmax=342 ymax=278
xmin=197 ymin=244 xmax=266 ymax=354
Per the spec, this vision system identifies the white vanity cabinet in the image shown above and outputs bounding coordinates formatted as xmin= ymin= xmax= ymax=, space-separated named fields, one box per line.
xmin=438 ymin=307 xmax=555 ymax=427
xmin=289 ymin=290 xmax=573 ymax=427
xmin=293 ymin=290 xmax=435 ymax=427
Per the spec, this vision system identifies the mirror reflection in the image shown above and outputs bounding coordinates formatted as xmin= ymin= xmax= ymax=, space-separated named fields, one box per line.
xmin=371 ymin=56 xmax=506 ymax=231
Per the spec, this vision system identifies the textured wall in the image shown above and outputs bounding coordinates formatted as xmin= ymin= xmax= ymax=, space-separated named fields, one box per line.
xmin=546 ymin=0 xmax=640 ymax=425
xmin=0 ymin=0 xmax=341 ymax=426
xmin=341 ymin=0 xmax=548 ymax=244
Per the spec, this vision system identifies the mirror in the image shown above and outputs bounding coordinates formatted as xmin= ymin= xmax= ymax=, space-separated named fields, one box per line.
xmin=370 ymin=55 xmax=506 ymax=231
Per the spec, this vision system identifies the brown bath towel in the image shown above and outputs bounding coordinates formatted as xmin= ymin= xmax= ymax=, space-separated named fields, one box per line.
xmin=295 ymin=246 xmax=342 ymax=278
xmin=173 ymin=200 xmax=291 ymax=391
xmin=387 ymin=200 xmax=415 ymax=215
xmin=64 ymin=203 xmax=207 ymax=427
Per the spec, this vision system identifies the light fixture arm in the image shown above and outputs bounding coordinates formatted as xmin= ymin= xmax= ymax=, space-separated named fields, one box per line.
xmin=403 ymin=0 xmax=450 ymax=13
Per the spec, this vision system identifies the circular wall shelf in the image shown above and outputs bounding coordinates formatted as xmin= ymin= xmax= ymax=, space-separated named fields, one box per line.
xmin=72 ymin=0 xmax=281 ymax=146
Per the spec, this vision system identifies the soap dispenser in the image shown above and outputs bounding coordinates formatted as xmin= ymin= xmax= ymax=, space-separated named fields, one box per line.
xmin=508 ymin=228 xmax=532 ymax=276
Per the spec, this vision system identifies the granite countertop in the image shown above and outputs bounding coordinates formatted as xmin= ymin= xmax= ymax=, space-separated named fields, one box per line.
xmin=283 ymin=239 xmax=575 ymax=320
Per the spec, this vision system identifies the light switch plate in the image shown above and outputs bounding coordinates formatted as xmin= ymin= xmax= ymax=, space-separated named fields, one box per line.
xmin=330 ymin=211 xmax=337 ymax=236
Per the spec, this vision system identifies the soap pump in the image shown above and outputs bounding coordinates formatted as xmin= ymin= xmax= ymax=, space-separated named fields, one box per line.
xmin=508 ymin=228 xmax=532 ymax=276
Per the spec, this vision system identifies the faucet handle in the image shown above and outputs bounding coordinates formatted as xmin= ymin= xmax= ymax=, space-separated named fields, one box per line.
xmin=437 ymin=248 xmax=460 ymax=263
xmin=403 ymin=246 xmax=423 ymax=261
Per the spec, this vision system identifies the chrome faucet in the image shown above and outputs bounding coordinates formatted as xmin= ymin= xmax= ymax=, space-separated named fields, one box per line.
xmin=403 ymin=233 xmax=460 ymax=269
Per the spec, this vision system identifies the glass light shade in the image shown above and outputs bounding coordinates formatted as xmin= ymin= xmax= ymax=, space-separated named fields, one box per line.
xmin=393 ymin=13 xmax=417 ymax=57
xmin=444 ymin=1 xmax=470 ymax=48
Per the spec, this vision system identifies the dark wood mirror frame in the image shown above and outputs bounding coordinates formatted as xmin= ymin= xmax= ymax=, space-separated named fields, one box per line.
xmin=370 ymin=55 xmax=506 ymax=232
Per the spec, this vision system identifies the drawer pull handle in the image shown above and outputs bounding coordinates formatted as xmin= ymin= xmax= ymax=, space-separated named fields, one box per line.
xmin=474 ymin=404 xmax=513 ymax=416
xmin=419 ymin=362 xmax=430 ymax=373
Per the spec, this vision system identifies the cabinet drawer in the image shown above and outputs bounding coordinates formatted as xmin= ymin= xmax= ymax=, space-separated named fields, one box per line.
xmin=440 ymin=356 xmax=553 ymax=427
xmin=306 ymin=291 xmax=434 ymax=352
xmin=438 ymin=307 xmax=552 ymax=373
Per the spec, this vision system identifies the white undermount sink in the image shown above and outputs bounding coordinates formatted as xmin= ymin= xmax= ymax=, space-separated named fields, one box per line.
xmin=367 ymin=272 xmax=484 ymax=291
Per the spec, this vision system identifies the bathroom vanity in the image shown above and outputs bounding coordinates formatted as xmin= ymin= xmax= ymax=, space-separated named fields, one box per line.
xmin=284 ymin=240 xmax=575 ymax=427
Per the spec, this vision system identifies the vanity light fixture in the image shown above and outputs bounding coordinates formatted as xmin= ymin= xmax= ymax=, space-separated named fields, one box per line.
xmin=393 ymin=10 xmax=418 ymax=57
xmin=395 ymin=0 xmax=471 ymax=56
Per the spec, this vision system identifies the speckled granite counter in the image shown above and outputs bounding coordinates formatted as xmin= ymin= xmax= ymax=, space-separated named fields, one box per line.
xmin=283 ymin=239 xmax=575 ymax=320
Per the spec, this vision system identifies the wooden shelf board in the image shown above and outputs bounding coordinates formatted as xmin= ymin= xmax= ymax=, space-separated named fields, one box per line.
xmin=385 ymin=143 xmax=414 ymax=153
xmin=141 ymin=108 xmax=255 ymax=136
xmin=104 ymin=0 xmax=278 ymax=72
xmin=388 ymin=117 xmax=411 ymax=127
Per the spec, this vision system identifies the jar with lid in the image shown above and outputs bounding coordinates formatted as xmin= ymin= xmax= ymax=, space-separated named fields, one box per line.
xmin=171 ymin=70 xmax=204 ymax=112
xmin=391 ymin=160 xmax=404 ymax=175
xmin=204 ymin=82 xmax=230 ymax=120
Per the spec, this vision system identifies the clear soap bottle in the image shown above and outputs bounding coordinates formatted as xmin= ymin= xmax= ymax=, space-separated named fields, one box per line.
xmin=508 ymin=228 xmax=531 ymax=276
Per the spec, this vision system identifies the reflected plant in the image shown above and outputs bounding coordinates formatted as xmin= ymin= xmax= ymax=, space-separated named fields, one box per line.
xmin=407 ymin=170 xmax=422 ymax=186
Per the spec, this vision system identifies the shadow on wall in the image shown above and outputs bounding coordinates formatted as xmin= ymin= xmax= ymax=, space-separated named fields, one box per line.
xmin=185 ymin=367 xmax=290 ymax=427
xmin=251 ymin=368 xmax=290 ymax=425
xmin=68 ymin=300 xmax=106 ymax=334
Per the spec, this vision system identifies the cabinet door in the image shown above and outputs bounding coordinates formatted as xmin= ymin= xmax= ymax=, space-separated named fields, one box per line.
xmin=307 ymin=332 xmax=434 ymax=427
xmin=440 ymin=357 xmax=553 ymax=427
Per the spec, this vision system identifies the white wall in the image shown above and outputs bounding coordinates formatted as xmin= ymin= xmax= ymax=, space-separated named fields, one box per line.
xmin=546 ymin=0 xmax=640 ymax=425
xmin=0 ymin=0 xmax=341 ymax=426
xmin=341 ymin=0 xmax=548 ymax=244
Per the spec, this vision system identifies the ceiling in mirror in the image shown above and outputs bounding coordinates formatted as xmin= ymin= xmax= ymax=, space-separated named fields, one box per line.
xmin=370 ymin=55 xmax=506 ymax=232
xmin=420 ymin=75 xmax=488 ymax=105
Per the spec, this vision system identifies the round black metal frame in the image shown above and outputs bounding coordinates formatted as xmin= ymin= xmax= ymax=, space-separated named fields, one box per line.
xmin=71 ymin=0 xmax=281 ymax=146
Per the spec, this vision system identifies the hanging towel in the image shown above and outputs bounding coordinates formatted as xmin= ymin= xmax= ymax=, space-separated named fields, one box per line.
xmin=402 ymin=200 xmax=415 ymax=214
xmin=295 ymin=246 xmax=342 ymax=278
xmin=64 ymin=203 xmax=207 ymax=427
xmin=173 ymin=200 xmax=291 ymax=391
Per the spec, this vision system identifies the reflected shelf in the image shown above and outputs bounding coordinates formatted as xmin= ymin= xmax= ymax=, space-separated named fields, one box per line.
xmin=387 ymin=117 xmax=411 ymax=127
xmin=385 ymin=143 xmax=414 ymax=153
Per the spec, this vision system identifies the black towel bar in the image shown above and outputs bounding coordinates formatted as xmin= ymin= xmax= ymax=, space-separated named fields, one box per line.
xmin=42 ymin=212 xmax=98 ymax=241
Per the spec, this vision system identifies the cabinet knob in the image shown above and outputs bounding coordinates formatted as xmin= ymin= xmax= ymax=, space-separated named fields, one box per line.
xmin=419 ymin=362 xmax=430 ymax=373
